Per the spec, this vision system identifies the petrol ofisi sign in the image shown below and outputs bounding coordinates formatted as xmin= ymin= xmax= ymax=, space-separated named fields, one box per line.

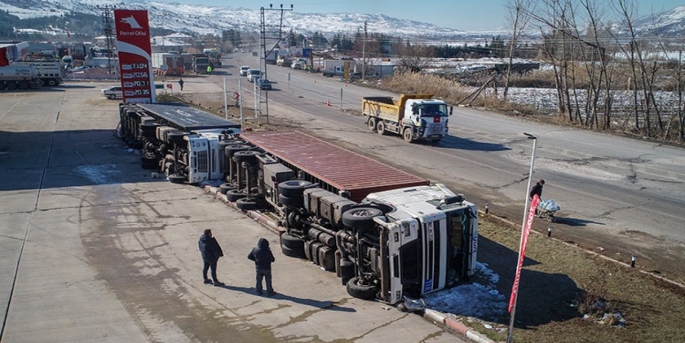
xmin=113 ymin=9 xmax=155 ymax=103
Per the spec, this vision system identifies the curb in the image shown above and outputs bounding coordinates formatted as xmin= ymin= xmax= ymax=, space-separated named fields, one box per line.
xmin=423 ymin=309 xmax=496 ymax=343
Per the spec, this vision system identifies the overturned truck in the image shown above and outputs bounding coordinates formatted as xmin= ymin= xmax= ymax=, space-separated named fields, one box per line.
xmin=119 ymin=103 xmax=478 ymax=304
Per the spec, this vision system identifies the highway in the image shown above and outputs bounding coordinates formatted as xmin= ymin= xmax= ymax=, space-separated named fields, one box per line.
xmin=223 ymin=52 xmax=685 ymax=281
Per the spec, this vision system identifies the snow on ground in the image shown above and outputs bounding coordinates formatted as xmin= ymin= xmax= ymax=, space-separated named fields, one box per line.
xmin=75 ymin=164 xmax=120 ymax=184
xmin=423 ymin=262 xmax=508 ymax=319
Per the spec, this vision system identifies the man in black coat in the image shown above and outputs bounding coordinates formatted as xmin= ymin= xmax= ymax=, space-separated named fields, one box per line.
xmin=198 ymin=229 xmax=225 ymax=286
xmin=247 ymin=238 xmax=276 ymax=296
xmin=529 ymin=180 xmax=545 ymax=200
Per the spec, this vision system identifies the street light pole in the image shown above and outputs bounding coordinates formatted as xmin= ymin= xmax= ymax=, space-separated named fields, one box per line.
xmin=362 ymin=20 xmax=367 ymax=82
xmin=506 ymin=132 xmax=538 ymax=343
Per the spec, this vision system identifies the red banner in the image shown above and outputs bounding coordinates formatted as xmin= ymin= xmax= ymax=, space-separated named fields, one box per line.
xmin=508 ymin=194 xmax=540 ymax=313
xmin=113 ymin=9 xmax=155 ymax=103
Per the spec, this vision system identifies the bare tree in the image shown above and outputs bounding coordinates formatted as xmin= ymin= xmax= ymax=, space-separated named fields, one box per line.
xmin=503 ymin=0 xmax=534 ymax=100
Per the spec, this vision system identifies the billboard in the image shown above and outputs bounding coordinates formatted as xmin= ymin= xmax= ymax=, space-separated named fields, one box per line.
xmin=113 ymin=9 xmax=155 ymax=103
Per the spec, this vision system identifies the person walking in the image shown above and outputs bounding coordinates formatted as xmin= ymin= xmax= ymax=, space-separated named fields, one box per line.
xmin=206 ymin=65 xmax=212 ymax=75
xmin=178 ymin=78 xmax=184 ymax=91
xmin=529 ymin=179 xmax=545 ymax=200
xmin=198 ymin=229 xmax=225 ymax=286
xmin=247 ymin=238 xmax=275 ymax=296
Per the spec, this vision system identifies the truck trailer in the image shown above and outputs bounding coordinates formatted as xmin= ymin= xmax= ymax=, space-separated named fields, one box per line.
xmin=363 ymin=94 xmax=452 ymax=143
xmin=0 ymin=64 xmax=39 ymax=90
xmin=118 ymin=104 xmax=478 ymax=304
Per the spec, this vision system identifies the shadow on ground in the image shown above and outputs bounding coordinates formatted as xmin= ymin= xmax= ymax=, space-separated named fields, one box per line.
xmin=216 ymin=284 xmax=356 ymax=312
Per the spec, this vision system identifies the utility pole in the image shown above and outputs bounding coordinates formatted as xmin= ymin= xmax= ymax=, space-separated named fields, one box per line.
xmin=257 ymin=4 xmax=293 ymax=125
xmin=362 ymin=20 xmax=367 ymax=82
xmin=99 ymin=5 xmax=115 ymax=75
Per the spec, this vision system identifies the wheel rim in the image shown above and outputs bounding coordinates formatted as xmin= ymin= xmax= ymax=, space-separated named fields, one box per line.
xmin=403 ymin=128 xmax=413 ymax=142
xmin=368 ymin=118 xmax=376 ymax=130
xmin=376 ymin=121 xmax=385 ymax=134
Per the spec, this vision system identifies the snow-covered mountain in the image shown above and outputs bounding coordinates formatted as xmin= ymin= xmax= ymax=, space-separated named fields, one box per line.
xmin=0 ymin=0 xmax=464 ymax=38
xmin=632 ymin=5 xmax=685 ymax=37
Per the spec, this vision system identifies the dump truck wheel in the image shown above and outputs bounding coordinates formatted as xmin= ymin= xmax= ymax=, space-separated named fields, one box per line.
xmin=342 ymin=207 xmax=383 ymax=229
xmin=281 ymin=245 xmax=306 ymax=259
xmin=226 ymin=189 xmax=246 ymax=202
xmin=367 ymin=118 xmax=377 ymax=132
xmin=280 ymin=233 xmax=304 ymax=250
xmin=403 ymin=127 xmax=413 ymax=143
xmin=346 ymin=277 xmax=378 ymax=300
xmin=278 ymin=180 xmax=313 ymax=198
xmin=47 ymin=79 xmax=58 ymax=87
xmin=376 ymin=121 xmax=386 ymax=135
xmin=278 ymin=194 xmax=304 ymax=208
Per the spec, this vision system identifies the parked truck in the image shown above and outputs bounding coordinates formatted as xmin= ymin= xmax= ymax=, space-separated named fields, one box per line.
xmin=0 ymin=64 xmax=40 ymax=90
xmin=118 ymin=103 xmax=478 ymax=305
xmin=13 ymin=60 xmax=64 ymax=86
xmin=363 ymin=94 xmax=452 ymax=143
xmin=191 ymin=54 xmax=210 ymax=74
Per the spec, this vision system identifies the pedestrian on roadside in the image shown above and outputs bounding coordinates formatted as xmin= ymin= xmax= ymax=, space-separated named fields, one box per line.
xmin=198 ymin=229 xmax=225 ymax=286
xmin=247 ymin=238 xmax=275 ymax=296
xmin=529 ymin=179 xmax=545 ymax=201
xmin=206 ymin=65 xmax=212 ymax=75
xmin=178 ymin=78 xmax=184 ymax=91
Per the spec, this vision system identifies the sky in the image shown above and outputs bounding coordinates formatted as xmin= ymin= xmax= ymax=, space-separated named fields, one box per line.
xmin=150 ymin=0 xmax=684 ymax=31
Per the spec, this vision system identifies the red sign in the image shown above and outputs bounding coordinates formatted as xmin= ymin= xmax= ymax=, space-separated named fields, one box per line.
xmin=508 ymin=194 xmax=540 ymax=313
xmin=113 ymin=9 xmax=155 ymax=103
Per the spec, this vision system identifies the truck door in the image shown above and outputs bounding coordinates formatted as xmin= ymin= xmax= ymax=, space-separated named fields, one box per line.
xmin=387 ymin=218 xmax=419 ymax=304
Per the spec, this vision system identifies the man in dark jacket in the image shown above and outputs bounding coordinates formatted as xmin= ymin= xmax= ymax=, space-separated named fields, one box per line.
xmin=247 ymin=238 xmax=276 ymax=296
xmin=529 ymin=180 xmax=545 ymax=200
xmin=198 ymin=229 xmax=225 ymax=286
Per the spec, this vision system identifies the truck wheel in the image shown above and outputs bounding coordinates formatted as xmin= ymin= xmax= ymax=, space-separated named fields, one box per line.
xmin=140 ymin=123 xmax=160 ymax=138
xmin=281 ymin=245 xmax=306 ymax=259
xmin=278 ymin=180 xmax=313 ymax=197
xmin=167 ymin=174 xmax=186 ymax=184
xmin=17 ymin=81 xmax=29 ymax=90
xmin=342 ymin=207 xmax=383 ymax=229
xmin=403 ymin=127 xmax=414 ymax=143
xmin=108 ymin=94 xmax=116 ymax=99
xmin=233 ymin=150 xmax=260 ymax=164
xmin=346 ymin=277 xmax=378 ymax=300
xmin=6 ymin=81 xmax=17 ymax=90
xmin=225 ymin=144 xmax=252 ymax=158
xmin=0 ymin=81 xmax=7 ymax=90
xmin=236 ymin=197 xmax=258 ymax=210
xmin=278 ymin=194 xmax=304 ymax=208
xmin=340 ymin=261 xmax=355 ymax=286
xmin=219 ymin=183 xmax=236 ymax=194
xmin=376 ymin=121 xmax=386 ymax=135
xmin=36 ymin=79 xmax=45 ymax=87
xmin=280 ymin=233 xmax=305 ymax=250
xmin=47 ymin=79 xmax=57 ymax=87
xmin=367 ymin=118 xmax=377 ymax=132
xmin=226 ymin=189 xmax=246 ymax=202
xmin=167 ymin=132 xmax=187 ymax=144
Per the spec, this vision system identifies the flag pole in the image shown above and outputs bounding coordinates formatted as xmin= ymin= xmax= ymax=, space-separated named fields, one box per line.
xmin=507 ymin=133 xmax=538 ymax=343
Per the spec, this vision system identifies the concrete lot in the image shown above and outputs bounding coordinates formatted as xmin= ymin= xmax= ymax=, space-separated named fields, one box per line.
xmin=0 ymin=83 xmax=465 ymax=342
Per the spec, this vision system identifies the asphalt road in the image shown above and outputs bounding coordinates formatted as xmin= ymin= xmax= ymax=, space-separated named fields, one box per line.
xmin=0 ymin=85 xmax=467 ymax=342
xmin=224 ymin=52 xmax=685 ymax=282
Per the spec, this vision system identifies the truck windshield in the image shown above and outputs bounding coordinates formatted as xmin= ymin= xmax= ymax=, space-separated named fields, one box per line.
xmin=420 ymin=104 xmax=448 ymax=117
xmin=445 ymin=209 xmax=470 ymax=287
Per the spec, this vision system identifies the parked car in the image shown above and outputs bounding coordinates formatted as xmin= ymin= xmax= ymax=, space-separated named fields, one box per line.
xmin=101 ymin=86 xmax=122 ymax=99
xmin=239 ymin=66 xmax=250 ymax=76
xmin=256 ymin=78 xmax=272 ymax=90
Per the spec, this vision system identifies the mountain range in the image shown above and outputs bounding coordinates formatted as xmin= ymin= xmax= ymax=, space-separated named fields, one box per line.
xmin=0 ymin=0 xmax=684 ymax=39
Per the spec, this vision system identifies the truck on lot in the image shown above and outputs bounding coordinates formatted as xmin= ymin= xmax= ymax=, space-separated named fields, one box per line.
xmin=118 ymin=103 xmax=478 ymax=305
xmin=13 ymin=60 xmax=64 ymax=86
xmin=0 ymin=64 xmax=40 ymax=90
xmin=192 ymin=54 xmax=210 ymax=74
xmin=363 ymin=94 xmax=452 ymax=143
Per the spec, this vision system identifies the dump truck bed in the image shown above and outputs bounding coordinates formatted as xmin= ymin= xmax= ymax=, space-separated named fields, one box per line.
xmin=240 ymin=130 xmax=429 ymax=202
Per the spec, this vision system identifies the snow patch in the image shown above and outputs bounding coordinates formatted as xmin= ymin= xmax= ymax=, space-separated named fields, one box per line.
xmin=75 ymin=164 xmax=120 ymax=184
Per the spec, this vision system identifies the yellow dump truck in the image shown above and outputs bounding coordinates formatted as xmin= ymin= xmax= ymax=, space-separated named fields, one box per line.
xmin=362 ymin=94 xmax=452 ymax=143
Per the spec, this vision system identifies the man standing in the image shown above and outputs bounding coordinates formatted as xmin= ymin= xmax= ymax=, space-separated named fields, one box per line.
xmin=529 ymin=179 xmax=545 ymax=200
xmin=178 ymin=78 xmax=184 ymax=91
xmin=247 ymin=238 xmax=275 ymax=296
xmin=198 ymin=229 xmax=225 ymax=286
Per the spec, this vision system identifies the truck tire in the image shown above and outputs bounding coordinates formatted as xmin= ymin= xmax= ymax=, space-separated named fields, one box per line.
xmin=219 ymin=183 xmax=236 ymax=194
xmin=167 ymin=174 xmax=186 ymax=184
xmin=225 ymin=144 xmax=252 ymax=158
xmin=280 ymin=233 xmax=305 ymax=250
xmin=340 ymin=261 xmax=355 ymax=286
xmin=346 ymin=277 xmax=378 ymax=300
xmin=403 ymin=127 xmax=414 ymax=143
xmin=47 ymin=79 xmax=58 ymax=87
xmin=226 ymin=189 xmax=246 ymax=202
xmin=0 ymin=81 xmax=7 ymax=90
xmin=281 ymin=245 xmax=306 ymax=259
xmin=376 ymin=121 xmax=386 ymax=135
xmin=236 ymin=197 xmax=258 ymax=210
xmin=233 ymin=150 xmax=260 ymax=164
xmin=278 ymin=194 xmax=304 ymax=208
xmin=17 ymin=81 xmax=29 ymax=90
xmin=6 ymin=81 xmax=17 ymax=90
xmin=278 ymin=180 xmax=313 ymax=197
xmin=342 ymin=207 xmax=383 ymax=229
xmin=367 ymin=118 xmax=377 ymax=132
